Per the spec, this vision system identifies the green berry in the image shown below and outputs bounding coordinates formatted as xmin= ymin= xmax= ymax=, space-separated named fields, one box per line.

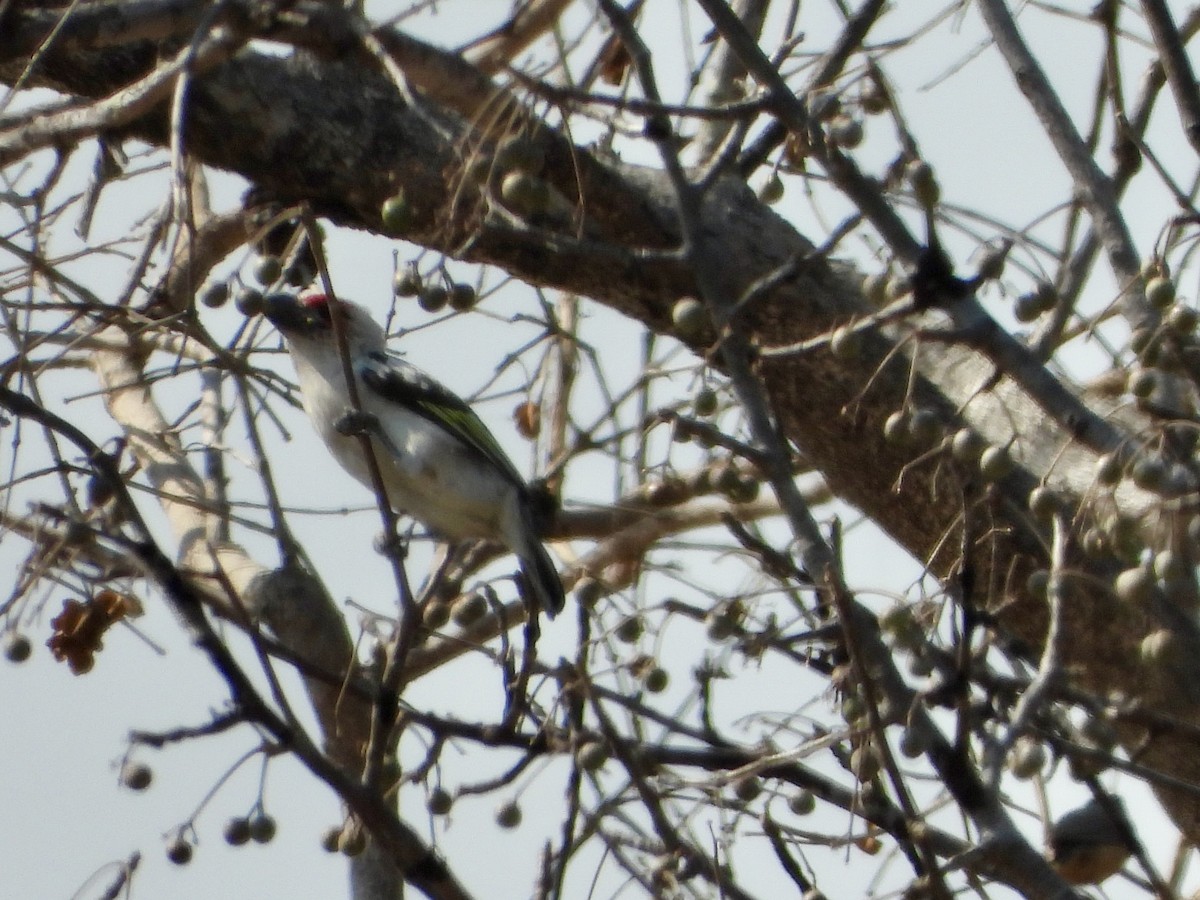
xmin=381 ymin=191 xmax=416 ymax=233
xmin=451 ymin=591 xmax=489 ymax=627
xmin=1009 ymin=738 xmax=1045 ymax=780
xmin=693 ymin=386 xmax=719 ymax=417
xmin=788 ymin=789 xmax=816 ymax=815
xmin=830 ymin=325 xmax=862 ymax=360
xmin=978 ymin=445 xmax=1013 ymax=481
xmin=671 ymin=297 xmax=707 ymax=340
xmin=393 ymin=265 xmax=422 ymax=297
xmin=499 ymin=171 xmax=551 ymax=217
xmin=1145 ymin=276 xmax=1175 ymax=309
xmin=758 ymin=173 xmax=784 ymax=204
xmin=576 ymin=741 xmax=609 ymax=772
xmin=642 ymin=666 xmax=669 ymax=693
xmin=829 ymin=115 xmax=864 ymax=148
xmin=907 ymin=160 xmax=939 ymax=208
xmin=1115 ymin=565 xmax=1154 ymax=604
xmin=1095 ymin=452 xmax=1122 ymax=486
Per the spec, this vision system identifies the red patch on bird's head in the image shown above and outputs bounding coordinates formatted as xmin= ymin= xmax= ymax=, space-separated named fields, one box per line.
xmin=300 ymin=292 xmax=329 ymax=309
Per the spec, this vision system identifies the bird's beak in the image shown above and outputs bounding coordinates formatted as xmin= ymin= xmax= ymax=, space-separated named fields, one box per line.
xmin=261 ymin=293 xmax=323 ymax=335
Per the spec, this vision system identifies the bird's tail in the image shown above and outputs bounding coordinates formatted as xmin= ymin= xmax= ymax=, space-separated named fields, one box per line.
xmin=520 ymin=540 xmax=565 ymax=618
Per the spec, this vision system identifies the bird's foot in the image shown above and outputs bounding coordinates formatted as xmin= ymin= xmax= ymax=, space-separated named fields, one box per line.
xmin=334 ymin=408 xmax=380 ymax=437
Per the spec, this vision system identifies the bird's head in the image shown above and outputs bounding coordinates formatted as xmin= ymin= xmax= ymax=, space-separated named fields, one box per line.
xmin=262 ymin=293 xmax=387 ymax=354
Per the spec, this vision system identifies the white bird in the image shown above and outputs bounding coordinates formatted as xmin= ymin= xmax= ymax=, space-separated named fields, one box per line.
xmin=263 ymin=292 xmax=564 ymax=617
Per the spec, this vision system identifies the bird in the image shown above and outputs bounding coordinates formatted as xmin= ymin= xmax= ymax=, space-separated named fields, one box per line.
xmin=262 ymin=292 xmax=565 ymax=618
xmin=1046 ymin=797 xmax=1132 ymax=886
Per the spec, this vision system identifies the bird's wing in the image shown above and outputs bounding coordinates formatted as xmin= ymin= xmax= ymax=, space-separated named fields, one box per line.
xmin=359 ymin=350 xmax=525 ymax=485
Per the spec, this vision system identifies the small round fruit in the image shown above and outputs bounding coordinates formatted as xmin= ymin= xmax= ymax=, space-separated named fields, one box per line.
xmin=1013 ymin=292 xmax=1043 ymax=323
xmin=1141 ymin=628 xmax=1175 ymax=664
xmin=393 ymin=265 xmax=422 ymax=297
xmin=252 ymin=255 xmax=283 ymax=286
xmin=1028 ymin=485 xmax=1060 ymax=521
xmin=883 ymin=410 xmax=908 ymax=444
xmin=320 ymin=826 xmax=341 ymax=853
xmin=978 ymin=445 xmax=1013 ymax=481
xmin=906 ymin=408 xmax=939 ymax=445
xmin=1128 ymin=368 xmax=1157 ymax=399
xmin=224 ymin=817 xmax=252 ymax=846
xmin=693 ymin=386 xmax=719 ymax=417
xmin=495 ymin=800 xmax=522 ymax=829
xmin=808 ymin=89 xmax=840 ymax=121
xmin=757 ymin=173 xmax=784 ymax=204
xmin=616 ymin=616 xmax=644 ymax=644
xmin=906 ymin=160 xmax=939 ymax=208
xmin=417 ymin=283 xmax=449 ymax=313
xmin=165 ymin=834 xmax=193 ymax=865
xmin=830 ymin=325 xmax=862 ymax=360
xmin=575 ymin=741 xmax=609 ymax=772
xmin=427 ymin=788 xmax=453 ymax=816
xmin=949 ymin=428 xmax=983 ymax=463
xmin=1167 ymin=303 xmax=1198 ymax=334
xmin=840 ymin=694 xmax=865 ymax=724
xmin=788 ymin=789 xmax=816 ymax=815
xmin=200 ymin=281 xmax=229 ymax=309
xmin=642 ymin=666 xmax=669 ymax=693
xmin=829 ymin=115 xmax=864 ymax=148
xmin=3 ymin=632 xmax=32 ymax=663
xmin=1095 ymin=452 xmax=1122 ymax=486
xmin=574 ymin=576 xmax=603 ymax=608
xmin=338 ymin=826 xmax=367 ymax=856
xmin=758 ymin=172 xmax=787 ymax=204
xmin=860 ymin=81 xmax=888 ymax=114
xmin=499 ymin=171 xmax=551 ymax=217
xmin=862 ymin=272 xmax=888 ymax=306
xmin=1145 ymin=276 xmax=1175 ymax=309
xmin=850 ymin=745 xmax=879 ymax=780
xmin=249 ymin=813 xmax=277 ymax=844
xmin=120 ymin=762 xmax=153 ymax=791
xmin=705 ymin=609 xmax=738 ymax=642
xmin=448 ymin=282 xmax=478 ymax=311
xmin=451 ymin=591 xmax=489 ymax=627
xmin=1131 ymin=454 xmax=1167 ymax=491
xmin=381 ymin=192 xmax=416 ymax=233
xmin=423 ymin=599 xmax=451 ymax=629
xmin=899 ymin=727 xmax=928 ymax=759
xmin=234 ymin=287 xmax=265 ymax=317
xmin=1114 ymin=565 xmax=1154 ymax=604
xmin=733 ymin=777 xmax=762 ymax=802
xmin=1009 ymin=737 xmax=1046 ymax=780
xmin=671 ymin=297 xmax=707 ymax=340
